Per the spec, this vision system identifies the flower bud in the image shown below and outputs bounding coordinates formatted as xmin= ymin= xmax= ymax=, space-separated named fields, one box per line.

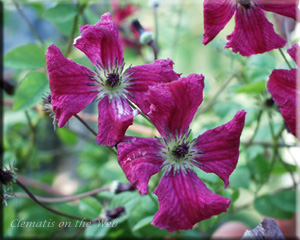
xmin=110 ymin=181 xmax=136 ymax=194
xmin=131 ymin=19 xmax=154 ymax=45
xmin=106 ymin=206 xmax=125 ymax=221
xmin=0 ymin=169 xmax=14 ymax=186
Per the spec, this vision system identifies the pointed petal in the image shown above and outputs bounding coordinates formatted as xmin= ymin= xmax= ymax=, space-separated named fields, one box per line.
xmin=267 ymin=69 xmax=298 ymax=139
xmin=117 ymin=136 xmax=165 ymax=195
xmin=96 ymin=95 xmax=136 ymax=146
xmin=192 ymin=110 xmax=246 ymax=188
xmin=152 ymin=170 xmax=231 ymax=232
xmin=126 ymin=58 xmax=181 ymax=113
xmin=46 ymin=44 xmax=98 ymax=127
xmin=257 ymin=0 xmax=300 ymax=20
xmin=74 ymin=12 xmax=124 ymax=67
xmin=202 ymin=0 xmax=236 ymax=45
xmin=287 ymin=43 xmax=300 ymax=67
xmin=145 ymin=74 xmax=204 ymax=139
xmin=225 ymin=6 xmax=287 ymax=56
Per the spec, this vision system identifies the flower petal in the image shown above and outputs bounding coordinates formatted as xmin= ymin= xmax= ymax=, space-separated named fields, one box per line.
xmin=257 ymin=0 xmax=300 ymax=20
xmin=192 ymin=110 xmax=246 ymax=188
xmin=267 ymin=69 xmax=298 ymax=139
xmin=145 ymin=74 xmax=205 ymax=139
xmin=96 ymin=95 xmax=136 ymax=146
xmin=225 ymin=6 xmax=287 ymax=56
xmin=46 ymin=44 xmax=98 ymax=127
xmin=117 ymin=136 xmax=165 ymax=195
xmin=126 ymin=58 xmax=181 ymax=113
xmin=152 ymin=170 xmax=231 ymax=232
xmin=287 ymin=43 xmax=300 ymax=67
xmin=202 ymin=0 xmax=236 ymax=45
xmin=74 ymin=12 xmax=124 ymax=67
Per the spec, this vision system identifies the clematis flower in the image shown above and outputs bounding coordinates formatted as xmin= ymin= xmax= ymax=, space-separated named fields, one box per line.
xmin=46 ymin=13 xmax=180 ymax=146
xmin=117 ymin=74 xmax=246 ymax=232
xmin=203 ymin=0 xmax=300 ymax=56
xmin=267 ymin=43 xmax=300 ymax=140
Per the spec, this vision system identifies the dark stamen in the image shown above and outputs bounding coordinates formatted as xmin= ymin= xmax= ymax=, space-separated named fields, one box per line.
xmin=106 ymin=73 xmax=120 ymax=88
xmin=172 ymin=143 xmax=189 ymax=159
xmin=238 ymin=0 xmax=252 ymax=9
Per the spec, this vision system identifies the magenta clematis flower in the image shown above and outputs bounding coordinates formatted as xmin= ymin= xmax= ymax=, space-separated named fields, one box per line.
xmin=46 ymin=13 xmax=180 ymax=146
xmin=203 ymin=0 xmax=300 ymax=56
xmin=117 ymin=74 xmax=246 ymax=232
xmin=267 ymin=43 xmax=300 ymax=140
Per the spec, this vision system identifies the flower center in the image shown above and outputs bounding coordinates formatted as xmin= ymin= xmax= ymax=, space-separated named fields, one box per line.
xmin=157 ymin=129 xmax=204 ymax=175
xmin=106 ymin=73 xmax=120 ymax=88
xmin=238 ymin=0 xmax=252 ymax=9
xmin=88 ymin=58 xmax=135 ymax=102
xmin=172 ymin=143 xmax=189 ymax=159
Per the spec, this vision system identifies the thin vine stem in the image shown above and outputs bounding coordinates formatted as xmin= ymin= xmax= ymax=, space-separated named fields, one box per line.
xmin=74 ymin=114 xmax=117 ymax=155
xmin=74 ymin=114 xmax=97 ymax=136
xmin=12 ymin=0 xmax=45 ymax=46
xmin=278 ymin=48 xmax=292 ymax=69
xmin=16 ymin=179 xmax=91 ymax=221
xmin=15 ymin=186 xmax=110 ymax=203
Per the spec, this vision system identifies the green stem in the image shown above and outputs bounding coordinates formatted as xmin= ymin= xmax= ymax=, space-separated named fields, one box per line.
xmin=65 ymin=10 xmax=80 ymax=57
xmin=148 ymin=192 xmax=158 ymax=208
xmin=153 ymin=5 xmax=159 ymax=48
xmin=278 ymin=48 xmax=292 ymax=70
xmin=126 ymin=100 xmax=152 ymax=125
xmin=247 ymin=108 xmax=263 ymax=146
xmin=12 ymin=0 xmax=45 ymax=46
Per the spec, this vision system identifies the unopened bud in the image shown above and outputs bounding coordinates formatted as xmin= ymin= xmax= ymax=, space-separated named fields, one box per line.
xmin=139 ymin=31 xmax=154 ymax=45
xmin=131 ymin=19 xmax=154 ymax=45
xmin=110 ymin=181 xmax=136 ymax=194
xmin=0 ymin=169 xmax=14 ymax=186
xmin=41 ymin=93 xmax=57 ymax=130
xmin=106 ymin=206 xmax=125 ymax=221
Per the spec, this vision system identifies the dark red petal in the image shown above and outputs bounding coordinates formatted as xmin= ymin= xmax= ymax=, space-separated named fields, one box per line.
xmin=74 ymin=12 xmax=124 ymax=67
xmin=46 ymin=44 xmax=98 ymax=127
xmin=126 ymin=58 xmax=181 ymax=113
xmin=202 ymin=0 xmax=236 ymax=45
xmin=117 ymin=136 xmax=165 ymax=195
xmin=287 ymin=43 xmax=300 ymax=67
xmin=267 ymin=69 xmax=298 ymax=139
xmin=225 ymin=6 xmax=287 ymax=56
xmin=257 ymin=0 xmax=300 ymax=20
xmin=145 ymin=74 xmax=204 ymax=139
xmin=192 ymin=110 xmax=246 ymax=188
xmin=152 ymin=170 xmax=231 ymax=232
xmin=96 ymin=96 xmax=136 ymax=146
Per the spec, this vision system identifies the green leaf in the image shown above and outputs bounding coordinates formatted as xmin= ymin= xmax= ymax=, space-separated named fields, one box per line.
xmin=254 ymin=194 xmax=294 ymax=219
xmin=56 ymin=128 xmax=78 ymax=146
xmin=248 ymin=154 xmax=270 ymax=182
xmin=132 ymin=215 xmax=154 ymax=232
xmin=13 ymin=72 xmax=49 ymax=111
xmin=79 ymin=197 xmax=102 ymax=219
xmin=4 ymin=44 xmax=46 ymax=70
xmin=233 ymin=81 xmax=266 ymax=94
xmin=229 ymin=166 xmax=250 ymax=189
xmin=271 ymin=190 xmax=296 ymax=213
xmin=4 ymin=204 xmax=16 ymax=235
xmin=84 ymin=223 xmax=109 ymax=238
xmin=44 ymin=4 xmax=78 ymax=23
